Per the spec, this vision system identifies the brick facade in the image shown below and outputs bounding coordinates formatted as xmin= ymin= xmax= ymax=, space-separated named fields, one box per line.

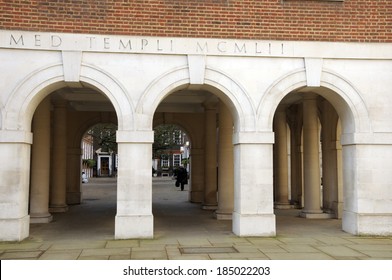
xmin=0 ymin=0 xmax=390 ymax=42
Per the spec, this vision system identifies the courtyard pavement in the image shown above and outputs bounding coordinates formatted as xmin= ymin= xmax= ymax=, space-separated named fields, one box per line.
xmin=1 ymin=177 xmax=392 ymax=260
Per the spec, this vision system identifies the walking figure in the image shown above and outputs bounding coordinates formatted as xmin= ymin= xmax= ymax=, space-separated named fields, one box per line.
xmin=175 ymin=166 xmax=188 ymax=191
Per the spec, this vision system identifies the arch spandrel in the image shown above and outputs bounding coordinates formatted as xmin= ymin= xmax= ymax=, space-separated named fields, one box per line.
xmin=257 ymin=68 xmax=372 ymax=135
xmin=3 ymin=64 xmax=64 ymax=131
xmin=3 ymin=63 xmax=133 ymax=132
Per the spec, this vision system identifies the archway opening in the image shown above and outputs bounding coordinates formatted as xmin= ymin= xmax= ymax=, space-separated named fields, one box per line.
xmin=272 ymin=89 xmax=345 ymax=235
xmin=29 ymin=85 xmax=119 ymax=240
xmin=151 ymin=87 xmax=237 ymax=237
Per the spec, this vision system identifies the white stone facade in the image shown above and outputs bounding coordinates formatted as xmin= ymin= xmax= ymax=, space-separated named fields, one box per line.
xmin=0 ymin=30 xmax=392 ymax=241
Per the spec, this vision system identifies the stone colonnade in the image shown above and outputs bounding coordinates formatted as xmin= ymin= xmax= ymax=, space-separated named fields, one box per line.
xmin=1 ymin=33 xmax=391 ymax=241
xmin=273 ymin=94 xmax=343 ymax=219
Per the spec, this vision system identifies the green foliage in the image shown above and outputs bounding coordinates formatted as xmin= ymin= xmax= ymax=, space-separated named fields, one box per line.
xmin=82 ymin=159 xmax=96 ymax=168
xmin=153 ymin=124 xmax=182 ymax=158
xmin=88 ymin=123 xmax=118 ymax=153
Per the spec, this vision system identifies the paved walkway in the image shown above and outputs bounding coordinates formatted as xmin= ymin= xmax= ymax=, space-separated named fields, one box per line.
xmin=1 ymin=177 xmax=392 ymax=260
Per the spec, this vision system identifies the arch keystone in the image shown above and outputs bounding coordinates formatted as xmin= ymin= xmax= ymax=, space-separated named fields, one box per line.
xmin=62 ymin=51 xmax=82 ymax=84
xmin=305 ymin=58 xmax=323 ymax=87
xmin=187 ymin=55 xmax=206 ymax=85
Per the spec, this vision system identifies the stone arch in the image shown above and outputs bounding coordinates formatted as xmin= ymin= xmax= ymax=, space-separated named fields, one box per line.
xmin=135 ymin=65 xmax=256 ymax=132
xmin=4 ymin=63 xmax=133 ymax=132
xmin=257 ymin=68 xmax=372 ymax=134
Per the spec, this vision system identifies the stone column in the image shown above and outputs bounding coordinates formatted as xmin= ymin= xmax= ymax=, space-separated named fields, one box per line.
xmin=215 ymin=101 xmax=234 ymax=220
xmin=321 ymin=100 xmax=339 ymax=216
xmin=287 ymin=105 xmax=303 ymax=208
xmin=335 ymin=125 xmax=344 ymax=219
xmin=49 ymin=98 xmax=68 ymax=212
xmin=115 ymin=130 xmax=154 ymax=239
xmin=232 ymin=131 xmax=276 ymax=236
xmin=0 ymin=131 xmax=32 ymax=241
xmin=66 ymin=147 xmax=82 ymax=205
xmin=301 ymin=94 xmax=326 ymax=218
xmin=274 ymin=109 xmax=291 ymax=209
xmin=189 ymin=148 xmax=204 ymax=203
xmin=30 ymin=97 xmax=53 ymax=223
xmin=202 ymin=101 xmax=218 ymax=210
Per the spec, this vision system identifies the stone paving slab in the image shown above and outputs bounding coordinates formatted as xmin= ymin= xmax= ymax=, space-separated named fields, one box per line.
xmin=356 ymin=250 xmax=392 ymax=258
xmin=39 ymin=249 xmax=81 ymax=260
xmin=0 ymin=242 xmax=43 ymax=250
xmin=313 ymin=236 xmax=357 ymax=245
xmin=80 ymin=248 xmax=131 ymax=258
xmin=314 ymin=245 xmax=369 ymax=258
xmin=177 ymin=238 xmax=212 ymax=246
xmin=1 ymin=250 xmax=43 ymax=259
xmin=207 ymin=236 xmax=250 ymax=244
xmin=166 ymin=248 xmax=182 ymax=259
xmin=133 ymin=244 xmax=166 ymax=251
xmin=233 ymin=245 xmax=261 ymax=253
xmin=169 ymin=254 xmax=210 ymax=260
xmin=345 ymin=244 xmax=392 ymax=251
xmin=277 ymin=237 xmax=324 ymax=245
xmin=264 ymin=252 xmax=334 ymax=260
xmin=256 ymin=245 xmax=288 ymax=253
xmin=139 ymin=238 xmax=179 ymax=246
xmin=79 ymin=255 xmax=110 ymax=260
xmin=278 ymin=244 xmax=321 ymax=253
xmin=180 ymin=246 xmax=237 ymax=254
xmin=48 ymin=241 xmax=107 ymax=250
xmin=345 ymin=238 xmax=392 ymax=245
xmin=109 ymin=255 xmax=132 ymax=260
xmin=131 ymin=250 xmax=168 ymax=260
xmin=246 ymin=238 xmax=284 ymax=245
xmin=209 ymin=253 xmax=249 ymax=260
xmin=106 ymin=240 xmax=139 ymax=248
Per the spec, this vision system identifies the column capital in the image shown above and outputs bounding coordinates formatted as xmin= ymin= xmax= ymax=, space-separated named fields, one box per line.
xmin=116 ymin=130 xmax=154 ymax=143
xmin=0 ymin=130 xmax=33 ymax=144
xmin=233 ymin=131 xmax=274 ymax=145
xmin=341 ymin=132 xmax=392 ymax=145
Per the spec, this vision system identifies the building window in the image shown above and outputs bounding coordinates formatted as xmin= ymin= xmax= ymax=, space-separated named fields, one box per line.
xmin=161 ymin=155 xmax=169 ymax=170
xmin=173 ymin=154 xmax=181 ymax=167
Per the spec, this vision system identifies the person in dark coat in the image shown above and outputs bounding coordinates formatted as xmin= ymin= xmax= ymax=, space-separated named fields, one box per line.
xmin=175 ymin=166 xmax=188 ymax=191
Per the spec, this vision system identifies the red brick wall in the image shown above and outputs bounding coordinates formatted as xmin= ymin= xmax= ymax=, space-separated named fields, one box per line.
xmin=0 ymin=0 xmax=391 ymax=42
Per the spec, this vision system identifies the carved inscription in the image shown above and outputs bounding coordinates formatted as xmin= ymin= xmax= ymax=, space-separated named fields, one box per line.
xmin=2 ymin=32 xmax=286 ymax=56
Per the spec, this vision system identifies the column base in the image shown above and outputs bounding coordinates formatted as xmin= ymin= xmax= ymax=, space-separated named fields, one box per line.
xmin=233 ymin=212 xmax=276 ymax=237
xmin=214 ymin=210 xmax=232 ymax=220
xmin=67 ymin=192 xmax=82 ymax=205
xmin=343 ymin=211 xmax=392 ymax=235
xmin=189 ymin=190 xmax=203 ymax=203
xmin=202 ymin=204 xmax=218 ymax=210
xmin=332 ymin=201 xmax=344 ymax=219
xmin=300 ymin=211 xmax=334 ymax=219
xmin=274 ymin=202 xmax=293 ymax=210
xmin=0 ymin=215 xmax=30 ymax=241
xmin=30 ymin=213 xmax=53 ymax=223
xmin=49 ymin=205 xmax=69 ymax=213
xmin=115 ymin=214 xmax=153 ymax=239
